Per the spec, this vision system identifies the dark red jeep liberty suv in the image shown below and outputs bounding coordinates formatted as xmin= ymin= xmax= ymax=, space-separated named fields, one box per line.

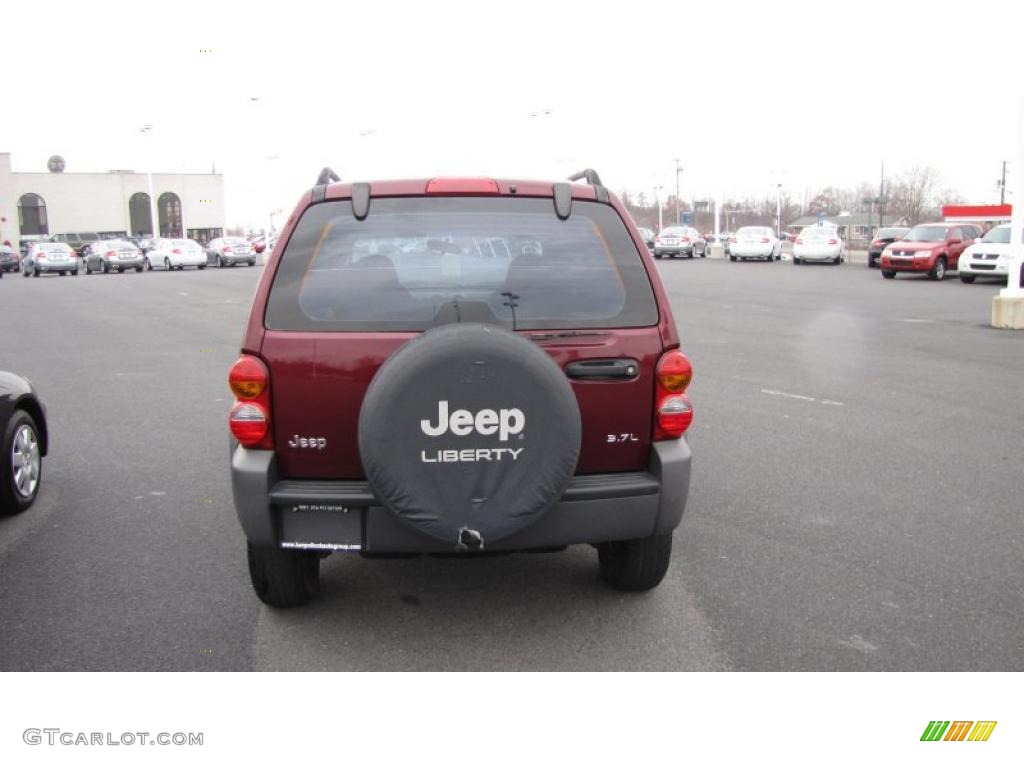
xmin=229 ymin=169 xmax=694 ymax=606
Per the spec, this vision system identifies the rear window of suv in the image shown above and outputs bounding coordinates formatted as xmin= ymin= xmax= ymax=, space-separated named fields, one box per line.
xmin=265 ymin=196 xmax=658 ymax=332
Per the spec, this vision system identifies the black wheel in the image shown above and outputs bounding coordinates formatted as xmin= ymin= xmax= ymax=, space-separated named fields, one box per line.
xmin=198 ymin=264 xmax=206 ymax=270
xmin=653 ymin=252 xmax=663 ymax=260
xmin=217 ymin=255 xmax=224 ymax=268
xmin=145 ymin=258 xmax=153 ymax=271
xmin=729 ymin=254 xmax=736 ymax=262
xmin=22 ymin=269 xmax=29 ymax=278
xmin=246 ymin=540 xmax=320 ymax=608
xmin=699 ymin=247 xmax=706 ymax=258
xmin=135 ymin=266 xmax=143 ymax=273
xmin=177 ymin=265 xmax=184 ymax=271
xmin=71 ymin=270 xmax=78 ymax=276
xmin=248 ymin=260 xmax=255 ymax=266
xmin=960 ymin=274 xmax=976 ymax=284
xmin=928 ymin=256 xmax=947 ymax=281
xmin=59 ymin=271 xmax=66 ymax=276
xmin=793 ymin=257 xmax=802 ymax=265
xmin=117 ymin=268 xmax=124 ymax=273
xmin=164 ymin=257 xmax=172 ymax=271
xmin=882 ymin=270 xmax=896 ymax=279
xmin=102 ymin=262 xmax=110 ymax=274
xmin=33 ymin=269 xmax=40 ymax=277
xmin=1 ymin=410 xmax=42 ymax=515
xmin=597 ymin=532 xmax=673 ymax=591
xmin=868 ymin=255 xmax=877 ymax=268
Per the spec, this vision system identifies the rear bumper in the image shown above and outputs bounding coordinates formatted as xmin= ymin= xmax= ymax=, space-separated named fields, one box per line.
xmin=654 ymin=245 xmax=694 ymax=256
xmin=231 ymin=439 xmax=692 ymax=552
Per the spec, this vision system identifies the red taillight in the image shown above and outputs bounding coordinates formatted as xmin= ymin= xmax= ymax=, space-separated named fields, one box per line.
xmin=229 ymin=355 xmax=272 ymax=449
xmin=37 ymin=253 xmax=47 ymax=259
xmin=172 ymin=248 xmax=182 ymax=254
xmin=760 ymin=237 xmax=770 ymax=243
xmin=828 ymin=238 xmax=838 ymax=245
xmin=654 ymin=350 xmax=694 ymax=440
xmin=223 ymin=246 xmax=232 ymax=253
xmin=229 ymin=402 xmax=269 ymax=444
xmin=681 ymin=236 xmax=690 ymax=243
xmin=425 ymin=178 xmax=500 ymax=195
xmin=106 ymin=250 xmax=116 ymax=258
xmin=229 ymin=355 xmax=268 ymax=399
xmin=657 ymin=395 xmax=694 ymax=437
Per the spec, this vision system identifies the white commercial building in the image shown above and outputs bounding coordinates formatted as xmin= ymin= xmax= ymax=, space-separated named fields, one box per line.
xmin=0 ymin=152 xmax=226 ymax=246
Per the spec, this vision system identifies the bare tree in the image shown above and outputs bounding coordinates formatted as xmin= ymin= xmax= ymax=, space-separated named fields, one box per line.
xmin=890 ymin=165 xmax=940 ymax=224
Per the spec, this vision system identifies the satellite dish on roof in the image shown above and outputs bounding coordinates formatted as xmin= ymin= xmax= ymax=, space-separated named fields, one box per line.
xmin=47 ymin=155 xmax=66 ymax=173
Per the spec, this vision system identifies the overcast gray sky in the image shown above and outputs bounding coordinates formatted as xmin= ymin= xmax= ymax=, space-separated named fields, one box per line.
xmin=5 ymin=0 xmax=1023 ymax=228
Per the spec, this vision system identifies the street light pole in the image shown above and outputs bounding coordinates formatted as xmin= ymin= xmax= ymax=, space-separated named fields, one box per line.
xmin=654 ymin=186 xmax=664 ymax=232
xmin=140 ymin=125 xmax=158 ymax=238
xmin=674 ymin=159 xmax=682 ymax=225
xmin=776 ymin=183 xmax=782 ymax=238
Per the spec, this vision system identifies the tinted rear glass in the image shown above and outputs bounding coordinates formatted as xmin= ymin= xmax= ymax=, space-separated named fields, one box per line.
xmin=266 ymin=197 xmax=658 ymax=332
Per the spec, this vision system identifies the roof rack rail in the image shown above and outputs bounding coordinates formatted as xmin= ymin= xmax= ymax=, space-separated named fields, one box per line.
xmin=316 ymin=167 xmax=341 ymax=185
xmin=568 ymin=169 xmax=603 ymax=186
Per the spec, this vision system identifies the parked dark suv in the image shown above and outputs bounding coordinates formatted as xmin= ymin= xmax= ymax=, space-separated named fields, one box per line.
xmin=229 ymin=169 xmax=694 ymax=607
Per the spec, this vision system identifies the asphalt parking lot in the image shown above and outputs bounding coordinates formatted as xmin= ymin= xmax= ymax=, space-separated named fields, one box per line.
xmin=1 ymin=260 xmax=1021 ymax=671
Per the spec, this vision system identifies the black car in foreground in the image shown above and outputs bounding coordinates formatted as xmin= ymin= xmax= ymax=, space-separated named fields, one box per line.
xmin=0 ymin=372 xmax=48 ymax=515
xmin=867 ymin=227 xmax=910 ymax=268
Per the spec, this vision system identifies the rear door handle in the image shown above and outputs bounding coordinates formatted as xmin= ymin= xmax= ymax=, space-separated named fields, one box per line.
xmin=564 ymin=358 xmax=640 ymax=381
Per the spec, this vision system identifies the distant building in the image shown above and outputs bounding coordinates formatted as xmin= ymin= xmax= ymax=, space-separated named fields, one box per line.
xmin=787 ymin=212 xmax=906 ymax=241
xmin=0 ymin=152 xmax=225 ymax=246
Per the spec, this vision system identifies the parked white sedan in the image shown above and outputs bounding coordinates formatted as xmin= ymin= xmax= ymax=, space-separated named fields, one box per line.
xmin=729 ymin=226 xmax=780 ymax=261
xmin=959 ymin=224 xmax=1020 ymax=283
xmin=145 ymin=238 xmax=207 ymax=271
xmin=793 ymin=226 xmax=844 ymax=265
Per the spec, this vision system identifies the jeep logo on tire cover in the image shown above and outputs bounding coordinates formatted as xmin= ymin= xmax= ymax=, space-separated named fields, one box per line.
xmin=420 ymin=401 xmax=524 ymax=441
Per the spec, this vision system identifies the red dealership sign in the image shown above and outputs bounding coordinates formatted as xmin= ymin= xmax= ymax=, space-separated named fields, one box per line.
xmin=941 ymin=204 xmax=1012 ymax=221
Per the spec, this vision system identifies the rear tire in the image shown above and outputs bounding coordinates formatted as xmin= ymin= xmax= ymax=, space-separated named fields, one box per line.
xmin=246 ymin=541 xmax=320 ymax=608
xmin=164 ymin=257 xmax=172 ymax=271
xmin=960 ymin=274 xmax=976 ymax=284
xmin=135 ymin=266 xmax=143 ymax=273
xmin=882 ymin=270 xmax=896 ymax=279
xmin=729 ymin=254 xmax=736 ymax=262
xmin=598 ymin=532 xmax=673 ymax=591
xmin=198 ymin=264 xmax=206 ymax=270
xmin=248 ymin=260 xmax=255 ymax=266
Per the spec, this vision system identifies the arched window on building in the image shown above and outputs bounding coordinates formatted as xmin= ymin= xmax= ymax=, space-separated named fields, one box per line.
xmin=18 ymin=194 xmax=49 ymax=236
xmin=158 ymin=192 xmax=182 ymax=237
xmin=129 ymin=192 xmax=153 ymax=237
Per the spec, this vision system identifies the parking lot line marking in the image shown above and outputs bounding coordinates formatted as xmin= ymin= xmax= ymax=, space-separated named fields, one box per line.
xmin=761 ymin=389 xmax=845 ymax=407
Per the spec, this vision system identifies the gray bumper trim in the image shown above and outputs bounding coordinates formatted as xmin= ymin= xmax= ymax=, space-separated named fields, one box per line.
xmin=232 ymin=438 xmax=691 ymax=550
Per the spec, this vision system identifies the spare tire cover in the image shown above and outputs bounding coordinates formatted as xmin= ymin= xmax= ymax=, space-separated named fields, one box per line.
xmin=358 ymin=323 xmax=581 ymax=549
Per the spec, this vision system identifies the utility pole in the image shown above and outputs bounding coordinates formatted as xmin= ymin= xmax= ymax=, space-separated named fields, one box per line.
xmin=879 ymin=161 xmax=886 ymax=227
xmin=776 ymin=183 xmax=782 ymax=237
xmin=654 ymin=186 xmax=664 ymax=232
xmin=999 ymin=160 xmax=1007 ymax=205
xmin=674 ymin=159 xmax=682 ymax=225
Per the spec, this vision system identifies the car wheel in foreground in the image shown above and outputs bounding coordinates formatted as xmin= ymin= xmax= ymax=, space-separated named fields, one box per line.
xmin=164 ymin=258 xmax=172 ymax=271
xmin=653 ymin=252 xmax=662 ymax=259
xmin=198 ymin=264 xmax=206 ymax=270
xmin=929 ymin=257 xmax=946 ymax=281
xmin=960 ymin=274 xmax=976 ymax=284
xmin=597 ymin=532 xmax=673 ymax=591
xmin=217 ymin=256 xmax=224 ymax=268
xmin=882 ymin=270 xmax=896 ymax=279
xmin=1 ymin=410 xmax=42 ymax=515
xmin=246 ymin=540 xmax=320 ymax=608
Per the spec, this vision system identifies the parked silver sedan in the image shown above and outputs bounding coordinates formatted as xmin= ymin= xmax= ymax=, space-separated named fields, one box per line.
xmin=206 ymin=237 xmax=257 ymax=267
xmin=84 ymin=240 xmax=145 ymax=274
xmin=21 ymin=243 xmax=78 ymax=277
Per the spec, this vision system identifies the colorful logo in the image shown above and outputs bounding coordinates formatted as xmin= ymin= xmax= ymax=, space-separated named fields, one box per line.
xmin=921 ymin=721 xmax=997 ymax=742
